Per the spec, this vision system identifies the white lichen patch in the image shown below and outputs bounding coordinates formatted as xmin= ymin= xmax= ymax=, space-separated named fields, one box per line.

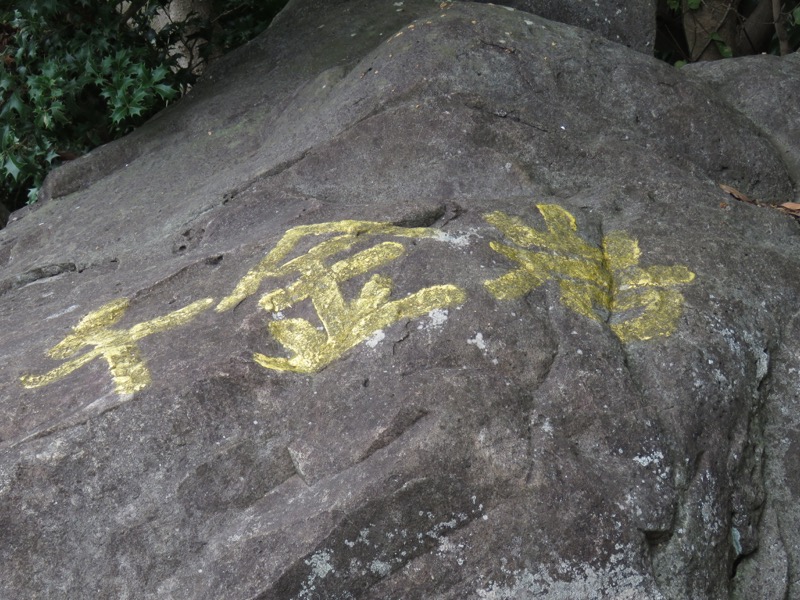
xmin=344 ymin=527 xmax=372 ymax=548
xmin=468 ymin=332 xmax=487 ymax=351
xmin=307 ymin=550 xmax=333 ymax=578
xmin=424 ymin=514 xmax=469 ymax=542
xmin=476 ymin=554 xmax=664 ymax=599
xmin=299 ymin=549 xmax=334 ymax=599
xmin=632 ymin=450 xmax=664 ymax=468
xmin=369 ymin=559 xmax=391 ymax=577
xmin=305 ymin=499 xmax=489 ymax=595
xmin=434 ymin=228 xmax=482 ymax=248
xmin=468 ymin=332 xmax=499 ymax=364
xmin=428 ymin=308 xmax=449 ymax=327
xmin=366 ymin=329 xmax=386 ymax=348
xmin=437 ymin=535 xmax=468 ymax=566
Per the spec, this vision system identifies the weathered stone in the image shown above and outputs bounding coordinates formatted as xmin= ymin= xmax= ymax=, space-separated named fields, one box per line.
xmin=1 ymin=1 xmax=799 ymax=598
xmin=683 ymin=52 xmax=800 ymax=201
xmin=35 ymin=136 xmax=142 ymax=205
xmin=474 ymin=0 xmax=657 ymax=53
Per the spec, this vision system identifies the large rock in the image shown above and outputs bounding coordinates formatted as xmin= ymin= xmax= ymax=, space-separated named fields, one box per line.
xmin=682 ymin=50 xmax=800 ymax=600
xmin=474 ymin=0 xmax=657 ymax=53
xmin=1 ymin=1 xmax=799 ymax=598
xmin=683 ymin=52 xmax=800 ymax=200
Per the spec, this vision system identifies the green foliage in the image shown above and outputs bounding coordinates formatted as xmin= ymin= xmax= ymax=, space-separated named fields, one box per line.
xmin=0 ymin=1 xmax=188 ymax=208
xmin=709 ymin=32 xmax=734 ymax=58
xmin=0 ymin=0 xmax=287 ymax=212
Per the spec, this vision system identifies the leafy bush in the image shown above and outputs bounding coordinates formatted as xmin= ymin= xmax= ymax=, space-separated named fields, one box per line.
xmin=0 ymin=1 xmax=188 ymax=209
xmin=0 ymin=0 xmax=287 ymax=213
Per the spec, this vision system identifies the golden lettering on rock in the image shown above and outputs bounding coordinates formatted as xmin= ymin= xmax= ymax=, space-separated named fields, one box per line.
xmin=483 ymin=204 xmax=695 ymax=342
xmin=19 ymin=208 xmax=696 ymax=395
xmin=21 ymin=297 xmax=214 ymax=394
xmin=217 ymin=220 xmax=466 ymax=373
xmin=216 ymin=220 xmax=438 ymax=312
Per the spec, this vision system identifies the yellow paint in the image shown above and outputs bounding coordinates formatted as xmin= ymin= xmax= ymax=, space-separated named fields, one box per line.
xmin=21 ymin=297 xmax=214 ymax=394
xmin=216 ymin=220 xmax=435 ymax=313
xmin=216 ymin=219 xmax=464 ymax=373
xmin=256 ymin=277 xmax=465 ymax=373
xmin=484 ymin=204 xmax=695 ymax=342
xmin=602 ymin=231 xmax=695 ymax=341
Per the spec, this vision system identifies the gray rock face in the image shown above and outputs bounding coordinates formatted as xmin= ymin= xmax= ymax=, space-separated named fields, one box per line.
xmin=474 ymin=0 xmax=657 ymax=53
xmin=683 ymin=52 xmax=800 ymax=201
xmin=1 ymin=2 xmax=799 ymax=598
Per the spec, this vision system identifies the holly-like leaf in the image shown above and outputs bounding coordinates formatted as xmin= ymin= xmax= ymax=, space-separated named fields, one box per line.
xmin=153 ymin=83 xmax=177 ymax=100
xmin=0 ymin=92 xmax=25 ymax=117
xmin=151 ymin=65 xmax=170 ymax=82
xmin=3 ymin=155 xmax=21 ymax=180
xmin=110 ymin=105 xmax=127 ymax=124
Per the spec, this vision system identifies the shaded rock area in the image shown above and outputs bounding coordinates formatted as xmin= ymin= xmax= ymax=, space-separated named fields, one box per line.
xmin=1 ymin=1 xmax=799 ymax=598
xmin=474 ymin=0 xmax=657 ymax=53
xmin=683 ymin=52 xmax=800 ymax=200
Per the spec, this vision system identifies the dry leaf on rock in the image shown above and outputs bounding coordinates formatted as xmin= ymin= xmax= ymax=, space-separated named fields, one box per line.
xmin=719 ymin=183 xmax=755 ymax=204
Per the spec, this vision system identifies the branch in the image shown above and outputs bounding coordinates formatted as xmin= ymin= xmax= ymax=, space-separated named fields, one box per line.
xmin=119 ymin=0 xmax=149 ymax=25
xmin=682 ymin=0 xmax=741 ymax=61
xmin=773 ymin=0 xmax=791 ymax=55
xmin=739 ymin=0 xmax=775 ymax=53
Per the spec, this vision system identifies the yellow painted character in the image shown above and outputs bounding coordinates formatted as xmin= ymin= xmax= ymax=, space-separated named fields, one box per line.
xmin=218 ymin=220 xmax=466 ymax=373
xmin=21 ymin=297 xmax=214 ymax=394
xmin=484 ymin=204 xmax=694 ymax=342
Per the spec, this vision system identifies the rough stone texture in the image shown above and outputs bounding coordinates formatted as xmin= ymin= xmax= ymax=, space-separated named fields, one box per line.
xmin=683 ymin=52 xmax=800 ymax=202
xmin=474 ymin=0 xmax=657 ymax=54
xmin=1 ymin=1 xmax=799 ymax=598
xmin=679 ymin=52 xmax=800 ymax=600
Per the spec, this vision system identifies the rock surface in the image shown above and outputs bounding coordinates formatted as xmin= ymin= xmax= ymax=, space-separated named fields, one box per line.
xmin=474 ymin=0 xmax=657 ymax=53
xmin=1 ymin=1 xmax=799 ymax=598
xmin=683 ymin=52 xmax=800 ymax=201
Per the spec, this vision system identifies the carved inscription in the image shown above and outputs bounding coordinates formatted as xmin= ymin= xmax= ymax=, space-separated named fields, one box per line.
xmin=20 ymin=205 xmax=696 ymax=395
xmin=21 ymin=297 xmax=214 ymax=394
xmin=216 ymin=220 xmax=465 ymax=373
xmin=483 ymin=204 xmax=695 ymax=342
